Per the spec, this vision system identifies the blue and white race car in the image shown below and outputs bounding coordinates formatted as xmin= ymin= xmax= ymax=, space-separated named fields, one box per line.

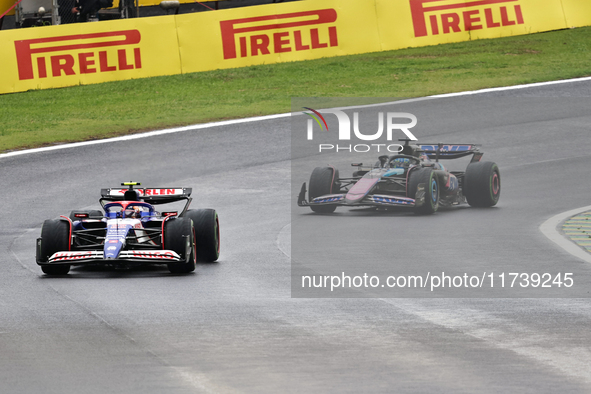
xmin=36 ymin=182 xmax=220 ymax=275
xmin=298 ymin=141 xmax=500 ymax=214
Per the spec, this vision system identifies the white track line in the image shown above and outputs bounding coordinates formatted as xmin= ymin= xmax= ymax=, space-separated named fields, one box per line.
xmin=0 ymin=113 xmax=291 ymax=159
xmin=2 ymin=76 xmax=591 ymax=160
xmin=540 ymin=205 xmax=591 ymax=264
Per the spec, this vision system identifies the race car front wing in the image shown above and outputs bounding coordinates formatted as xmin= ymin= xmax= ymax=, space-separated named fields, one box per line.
xmin=298 ymin=183 xmax=422 ymax=208
xmin=43 ymin=250 xmax=182 ymax=265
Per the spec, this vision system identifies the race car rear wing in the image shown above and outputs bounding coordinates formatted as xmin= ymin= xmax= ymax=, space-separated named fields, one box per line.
xmin=100 ymin=186 xmax=193 ymax=205
xmin=419 ymin=144 xmax=483 ymax=162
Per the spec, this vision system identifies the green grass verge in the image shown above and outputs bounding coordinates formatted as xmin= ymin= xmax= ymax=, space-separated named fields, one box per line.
xmin=1 ymin=26 xmax=590 ymax=152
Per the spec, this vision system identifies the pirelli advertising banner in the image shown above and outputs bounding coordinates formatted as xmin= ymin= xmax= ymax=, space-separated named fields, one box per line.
xmin=0 ymin=0 xmax=15 ymax=16
xmin=1 ymin=0 xmax=591 ymax=94
xmin=0 ymin=16 xmax=182 ymax=94
xmin=383 ymin=0 xmax=568 ymax=47
xmin=176 ymin=0 xmax=382 ymax=73
xmin=561 ymin=0 xmax=591 ymax=29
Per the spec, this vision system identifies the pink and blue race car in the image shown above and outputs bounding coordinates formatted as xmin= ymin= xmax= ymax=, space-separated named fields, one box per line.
xmin=36 ymin=182 xmax=220 ymax=275
xmin=298 ymin=141 xmax=500 ymax=214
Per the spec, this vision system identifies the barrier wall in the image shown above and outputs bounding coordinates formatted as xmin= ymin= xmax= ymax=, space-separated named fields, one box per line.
xmin=1 ymin=0 xmax=16 ymax=16
xmin=0 ymin=16 xmax=181 ymax=93
xmin=107 ymin=0 xmax=229 ymax=9
xmin=1 ymin=0 xmax=590 ymax=94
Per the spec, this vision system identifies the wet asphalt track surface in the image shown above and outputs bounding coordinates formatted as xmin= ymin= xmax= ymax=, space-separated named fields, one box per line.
xmin=1 ymin=81 xmax=591 ymax=393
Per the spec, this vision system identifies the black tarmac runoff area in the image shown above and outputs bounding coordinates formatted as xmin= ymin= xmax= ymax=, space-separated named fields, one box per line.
xmin=1 ymin=80 xmax=591 ymax=393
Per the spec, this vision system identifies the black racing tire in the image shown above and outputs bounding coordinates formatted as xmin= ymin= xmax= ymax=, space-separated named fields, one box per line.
xmin=464 ymin=161 xmax=501 ymax=207
xmin=308 ymin=166 xmax=339 ymax=214
xmin=164 ymin=218 xmax=196 ymax=274
xmin=69 ymin=210 xmax=103 ymax=221
xmin=407 ymin=167 xmax=439 ymax=215
xmin=38 ymin=219 xmax=71 ymax=275
xmin=184 ymin=209 xmax=220 ymax=263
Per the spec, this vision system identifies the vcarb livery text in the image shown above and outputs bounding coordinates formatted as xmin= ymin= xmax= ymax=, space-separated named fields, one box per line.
xmin=220 ymin=9 xmax=338 ymax=60
xmin=14 ymin=30 xmax=142 ymax=81
xmin=410 ymin=0 xmax=524 ymax=37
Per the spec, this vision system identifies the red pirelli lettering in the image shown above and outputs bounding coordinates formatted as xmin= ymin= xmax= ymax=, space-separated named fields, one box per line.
xmin=37 ymin=57 xmax=47 ymax=78
xmin=118 ymin=49 xmax=134 ymax=70
xmin=220 ymin=9 xmax=338 ymax=59
xmin=251 ymin=34 xmax=271 ymax=56
xmin=274 ymin=32 xmax=291 ymax=53
xmin=410 ymin=0 xmax=524 ymax=38
xmin=463 ymin=10 xmax=483 ymax=31
xmin=14 ymin=30 xmax=141 ymax=80
xmin=51 ymin=54 xmax=75 ymax=77
xmin=99 ymin=51 xmax=117 ymax=72
xmin=79 ymin=52 xmax=96 ymax=74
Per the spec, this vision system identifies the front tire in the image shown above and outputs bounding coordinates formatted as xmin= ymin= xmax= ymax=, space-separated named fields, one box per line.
xmin=407 ymin=168 xmax=439 ymax=215
xmin=38 ymin=219 xmax=71 ymax=275
xmin=464 ymin=161 xmax=501 ymax=207
xmin=308 ymin=166 xmax=339 ymax=214
xmin=165 ymin=218 xmax=196 ymax=274
xmin=184 ymin=209 xmax=220 ymax=262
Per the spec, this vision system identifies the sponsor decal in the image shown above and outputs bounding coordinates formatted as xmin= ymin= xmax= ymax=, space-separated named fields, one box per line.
xmin=143 ymin=189 xmax=178 ymax=196
xmin=371 ymin=196 xmax=414 ymax=205
xmin=106 ymin=230 xmax=126 ymax=238
xmin=312 ymin=195 xmax=344 ymax=203
xmin=115 ymin=188 xmax=182 ymax=196
xmin=109 ymin=223 xmax=133 ymax=229
xmin=220 ymin=9 xmax=338 ymax=60
xmin=130 ymin=251 xmax=175 ymax=259
xmin=52 ymin=251 xmax=93 ymax=261
xmin=14 ymin=30 xmax=142 ymax=81
xmin=421 ymin=144 xmax=473 ymax=152
xmin=410 ymin=0 xmax=524 ymax=38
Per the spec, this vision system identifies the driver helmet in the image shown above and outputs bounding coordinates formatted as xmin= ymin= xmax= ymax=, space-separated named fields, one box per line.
xmin=391 ymin=157 xmax=411 ymax=168
xmin=125 ymin=206 xmax=141 ymax=218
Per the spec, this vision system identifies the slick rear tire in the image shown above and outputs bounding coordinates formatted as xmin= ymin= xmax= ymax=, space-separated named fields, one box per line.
xmin=464 ymin=161 xmax=501 ymax=207
xmin=308 ymin=166 xmax=339 ymax=214
xmin=39 ymin=219 xmax=71 ymax=275
xmin=184 ymin=209 xmax=220 ymax=263
xmin=165 ymin=218 xmax=196 ymax=274
xmin=407 ymin=168 xmax=439 ymax=215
